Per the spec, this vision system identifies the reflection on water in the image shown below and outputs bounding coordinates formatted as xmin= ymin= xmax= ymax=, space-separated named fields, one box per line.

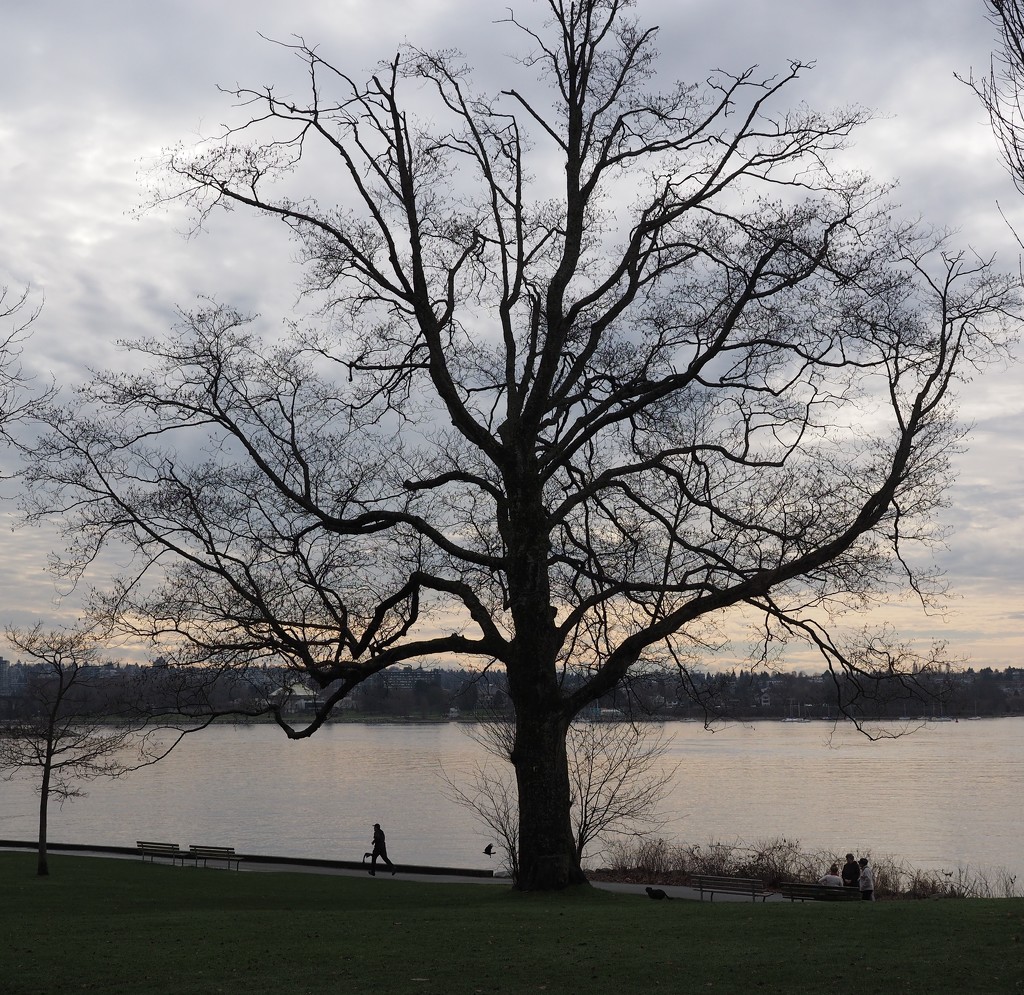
xmin=0 ymin=718 xmax=1021 ymax=878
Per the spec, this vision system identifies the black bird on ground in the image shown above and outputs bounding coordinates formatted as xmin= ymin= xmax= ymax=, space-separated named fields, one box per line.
xmin=645 ymin=887 xmax=671 ymax=900
xmin=483 ymin=844 xmax=494 ymax=856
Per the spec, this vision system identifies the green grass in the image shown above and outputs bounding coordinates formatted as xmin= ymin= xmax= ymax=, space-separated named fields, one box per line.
xmin=1 ymin=854 xmax=1022 ymax=994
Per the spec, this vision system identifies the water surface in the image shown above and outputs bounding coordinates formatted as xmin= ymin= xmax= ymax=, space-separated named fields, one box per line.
xmin=1 ymin=718 xmax=1020 ymax=880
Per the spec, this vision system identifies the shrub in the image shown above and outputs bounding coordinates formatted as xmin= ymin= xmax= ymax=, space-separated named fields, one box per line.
xmin=594 ymin=837 xmax=1022 ymax=898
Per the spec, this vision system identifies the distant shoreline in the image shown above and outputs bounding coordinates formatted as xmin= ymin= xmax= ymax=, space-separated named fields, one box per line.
xmin=222 ymin=712 xmax=1024 ymax=725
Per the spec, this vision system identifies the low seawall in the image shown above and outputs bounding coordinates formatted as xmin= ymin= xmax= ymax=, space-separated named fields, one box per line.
xmin=0 ymin=839 xmax=496 ymax=879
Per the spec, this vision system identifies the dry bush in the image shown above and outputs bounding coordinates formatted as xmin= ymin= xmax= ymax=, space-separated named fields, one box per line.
xmin=875 ymin=857 xmax=1022 ymax=899
xmin=593 ymin=837 xmax=1023 ymax=898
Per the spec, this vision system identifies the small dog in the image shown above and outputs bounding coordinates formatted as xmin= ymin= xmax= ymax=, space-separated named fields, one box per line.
xmin=645 ymin=886 xmax=671 ymax=900
xmin=362 ymin=852 xmax=373 ymax=862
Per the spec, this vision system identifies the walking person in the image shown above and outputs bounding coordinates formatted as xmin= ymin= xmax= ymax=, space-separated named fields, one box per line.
xmin=369 ymin=823 xmax=396 ymax=876
xmin=841 ymin=852 xmax=860 ymax=890
xmin=858 ymin=856 xmax=875 ymax=901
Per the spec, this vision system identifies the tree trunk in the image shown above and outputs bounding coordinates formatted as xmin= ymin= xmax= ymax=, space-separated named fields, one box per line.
xmin=509 ymin=703 xmax=588 ymax=891
xmin=37 ymin=756 xmax=51 ymax=877
xmin=500 ymin=463 xmax=586 ymax=890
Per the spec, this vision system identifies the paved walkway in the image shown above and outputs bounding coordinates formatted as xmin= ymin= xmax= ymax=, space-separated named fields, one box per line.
xmin=1 ymin=841 xmax=784 ymax=901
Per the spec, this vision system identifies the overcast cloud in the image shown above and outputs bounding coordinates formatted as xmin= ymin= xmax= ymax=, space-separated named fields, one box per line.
xmin=1 ymin=0 xmax=1021 ymax=669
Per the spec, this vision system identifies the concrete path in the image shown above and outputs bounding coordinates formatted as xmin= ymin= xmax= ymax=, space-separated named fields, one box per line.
xmin=2 ymin=841 xmax=785 ymax=901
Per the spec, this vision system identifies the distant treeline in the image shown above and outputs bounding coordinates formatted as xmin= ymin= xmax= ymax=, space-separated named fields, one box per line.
xmin=1 ymin=656 xmax=1020 ymax=722
xmin=330 ymin=662 xmax=1024 ymax=721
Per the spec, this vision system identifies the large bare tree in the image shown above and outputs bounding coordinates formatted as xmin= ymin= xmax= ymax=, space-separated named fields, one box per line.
xmin=26 ymin=1 xmax=1019 ymax=888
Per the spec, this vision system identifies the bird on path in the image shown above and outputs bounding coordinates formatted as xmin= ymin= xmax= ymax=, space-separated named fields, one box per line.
xmin=483 ymin=844 xmax=494 ymax=856
xmin=645 ymin=886 xmax=671 ymax=900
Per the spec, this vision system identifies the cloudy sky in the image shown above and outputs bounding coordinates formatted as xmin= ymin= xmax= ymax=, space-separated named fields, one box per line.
xmin=1 ymin=0 xmax=1022 ymax=670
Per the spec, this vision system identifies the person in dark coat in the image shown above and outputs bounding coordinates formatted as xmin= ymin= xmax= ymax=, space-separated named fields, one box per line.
xmin=369 ymin=823 xmax=396 ymax=876
xmin=841 ymin=853 xmax=860 ymax=889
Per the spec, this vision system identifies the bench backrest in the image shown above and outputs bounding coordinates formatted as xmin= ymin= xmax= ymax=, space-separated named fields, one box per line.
xmin=691 ymin=874 xmax=764 ymax=888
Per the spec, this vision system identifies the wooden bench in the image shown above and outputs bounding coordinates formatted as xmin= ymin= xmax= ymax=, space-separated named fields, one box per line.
xmin=780 ymin=882 xmax=862 ymax=902
xmin=687 ymin=873 xmax=770 ymax=902
xmin=188 ymin=845 xmax=243 ymax=870
xmin=137 ymin=840 xmax=185 ymax=865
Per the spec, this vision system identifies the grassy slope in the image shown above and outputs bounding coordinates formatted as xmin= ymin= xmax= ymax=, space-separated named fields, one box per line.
xmin=1 ymin=854 xmax=1022 ymax=994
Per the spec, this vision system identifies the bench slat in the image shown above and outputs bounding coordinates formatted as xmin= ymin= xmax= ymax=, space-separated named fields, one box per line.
xmin=780 ymin=882 xmax=862 ymax=902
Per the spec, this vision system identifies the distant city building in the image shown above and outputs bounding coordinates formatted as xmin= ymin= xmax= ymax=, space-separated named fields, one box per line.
xmin=375 ymin=665 xmax=442 ymax=689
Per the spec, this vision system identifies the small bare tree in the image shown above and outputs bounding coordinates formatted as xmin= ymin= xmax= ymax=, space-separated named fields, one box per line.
xmin=0 ymin=284 xmax=50 ymax=459
xmin=444 ymin=748 xmax=521 ymax=882
xmin=567 ymin=719 xmax=677 ymax=862
xmin=446 ymin=714 xmax=675 ymax=881
xmin=0 ymin=624 xmax=208 ymax=876
xmin=963 ymin=1 xmax=1024 ymax=195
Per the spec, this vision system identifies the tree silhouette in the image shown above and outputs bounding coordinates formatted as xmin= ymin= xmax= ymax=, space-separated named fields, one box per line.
xmin=0 ymin=624 xmax=209 ymax=876
xmin=445 ymin=715 xmax=675 ymax=883
xmin=964 ymin=0 xmax=1024 ymax=195
xmin=27 ymin=1 xmax=1020 ymax=888
xmin=1 ymin=284 xmax=50 ymax=463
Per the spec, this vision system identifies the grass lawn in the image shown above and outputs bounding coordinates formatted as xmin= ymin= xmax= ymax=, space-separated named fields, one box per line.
xmin=1 ymin=853 xmax=1022 ymax=994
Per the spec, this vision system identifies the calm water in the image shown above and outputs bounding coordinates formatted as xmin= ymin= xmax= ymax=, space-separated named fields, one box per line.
xmin=1 ymin=718 xmax=1021 ymax=879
